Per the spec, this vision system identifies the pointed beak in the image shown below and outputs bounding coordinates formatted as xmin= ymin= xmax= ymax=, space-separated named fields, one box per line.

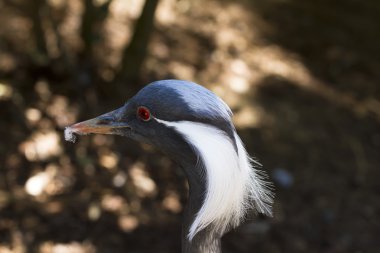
xmin=66 ymin=108 xmax=131 ymax=138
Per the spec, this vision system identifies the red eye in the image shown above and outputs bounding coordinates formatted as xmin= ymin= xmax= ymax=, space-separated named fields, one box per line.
xmin=137 ymin=106 xmax=151 ymax=121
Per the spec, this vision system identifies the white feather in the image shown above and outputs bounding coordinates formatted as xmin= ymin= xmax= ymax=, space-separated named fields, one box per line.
xmin=156 ymin=119 xmax=273 ymax=240
xmin=64 ymin=127 xmax=76 ymax=143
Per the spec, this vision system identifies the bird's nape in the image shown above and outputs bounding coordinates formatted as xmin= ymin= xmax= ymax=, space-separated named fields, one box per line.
xmin=66 ymin=79 xmax=273 ymax=253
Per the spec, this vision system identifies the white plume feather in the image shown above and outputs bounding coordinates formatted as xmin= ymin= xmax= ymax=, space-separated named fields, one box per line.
xmin=156 ymin=119 xmax=273 ymax=240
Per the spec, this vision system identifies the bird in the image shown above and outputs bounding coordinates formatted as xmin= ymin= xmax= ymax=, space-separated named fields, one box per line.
xmin=65 ymin=80 xmax=273 ymax=253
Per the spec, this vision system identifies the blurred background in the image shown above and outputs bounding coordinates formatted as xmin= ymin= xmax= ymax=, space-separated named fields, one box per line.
xmin=0 ymin=0 xmax=379 ymax=252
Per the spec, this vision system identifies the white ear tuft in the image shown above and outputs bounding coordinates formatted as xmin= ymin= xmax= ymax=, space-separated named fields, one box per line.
xmin=234 ymin=133 xmax=274 ymax=217
xmin=156 ymin=119 xmax=273 ymax=240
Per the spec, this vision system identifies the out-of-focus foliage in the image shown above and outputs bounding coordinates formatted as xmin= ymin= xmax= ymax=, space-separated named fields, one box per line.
xmin=0 ymin=0 xmax=379 ymax=252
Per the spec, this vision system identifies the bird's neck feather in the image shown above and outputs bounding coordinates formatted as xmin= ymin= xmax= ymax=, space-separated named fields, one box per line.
xmin=158 ymin=134 xmax=221 ymax=253
xmin=155 ymin=121 xmax=235 ymax=253
xmin=180 ymin=160 xmax=222 ymax=253
xmin=154 ymin=119 xmax=273 ymax=252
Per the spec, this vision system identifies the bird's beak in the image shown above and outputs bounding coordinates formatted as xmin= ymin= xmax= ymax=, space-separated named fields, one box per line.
xmin=66 ymin=108 xmax=131 ymax=138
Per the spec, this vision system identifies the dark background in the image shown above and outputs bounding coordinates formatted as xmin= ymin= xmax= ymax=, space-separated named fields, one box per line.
xmin=0 ymin=0 xmax=379 ymax=252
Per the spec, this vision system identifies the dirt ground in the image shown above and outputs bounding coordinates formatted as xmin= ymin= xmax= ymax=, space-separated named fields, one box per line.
xmin=0 ymin=0 xmax=379 ymax=252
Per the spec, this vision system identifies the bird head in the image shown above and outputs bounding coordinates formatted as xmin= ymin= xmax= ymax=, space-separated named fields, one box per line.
xmin=67 ymin=80 xmax=235 ymax=152
xmin=66 ymin=79 xmax=273 ymax=241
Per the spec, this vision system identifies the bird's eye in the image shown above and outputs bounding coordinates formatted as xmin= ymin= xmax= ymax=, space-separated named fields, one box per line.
xmin=137 ymin=106 xmax=151 ymax=121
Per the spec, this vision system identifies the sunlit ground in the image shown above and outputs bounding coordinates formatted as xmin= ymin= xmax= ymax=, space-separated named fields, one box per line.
xmin=0 ymin=0 xmax=379 ymax=252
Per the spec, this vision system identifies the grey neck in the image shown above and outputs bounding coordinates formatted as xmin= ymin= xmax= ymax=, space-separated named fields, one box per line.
xmin=155 ymin=129 xmax=223 ymax=253
xmin=179 ymin=161 xmax=222 ymax=253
